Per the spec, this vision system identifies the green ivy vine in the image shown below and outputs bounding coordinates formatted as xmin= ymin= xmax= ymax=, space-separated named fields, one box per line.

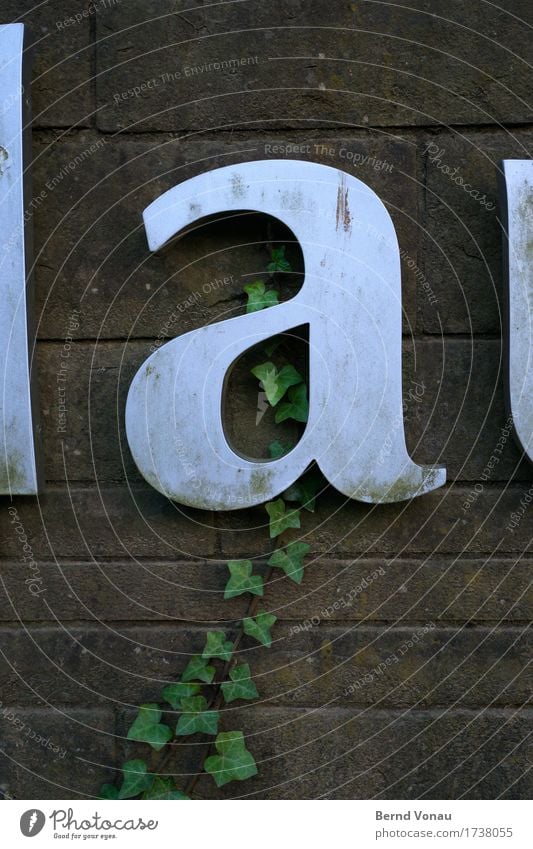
xmin=99 ymin=245 xmax=321 ymax=800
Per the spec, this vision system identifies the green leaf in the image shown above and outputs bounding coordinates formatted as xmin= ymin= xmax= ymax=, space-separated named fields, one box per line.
xmin=118 ymin=759 xmax=153 ymax=799
xmin=176 ymin=696 xmax=220 ymax=736
xmin=142 ymin=777 xmax=189 ymax=800
xmin=221 ymin=663 xmax=259 ymax=704
xmin=268 ymin=440 xmax=293 ymax=459
xmin=181 ymin=655 xmax=216 ymax=684
xmin=162 ymin=682 xmax=202 ymax=710
xmin=99 ymin=783 xmax=119 ymax=800
xmin=275 ymin=382 xmax=309 ymax=423
xmin=244 ymin=280 xmax=279 ymax=313
xmin=267 ymin=246 xmax=292 ymax=275
xmin=242 ymin=611 xmax=277 ymax=647
xmin=265 ymin=498 xmax=301 ymax=538
xmin=202 ymin=631 xmax=233 ymax=663
xmin=224 ymin=560 xmax=264 ymax=600
xmin=126 ymin=704 xmax=173 ymax=752
xmin=282 ymin=469 xmax=322 ymax=512
xmin=204 ymin=731 xmax=258 ymax=788
xmin=251 ymin=362 xmax=303 ymax=406
xmin=268 ymin=541 xmax=311 ymax=585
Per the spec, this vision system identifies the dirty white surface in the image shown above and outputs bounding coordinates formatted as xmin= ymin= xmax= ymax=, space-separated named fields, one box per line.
xmin=126 ymin=160 xmax=446 ymax=509
xmin=0 ymin=24 xmax=38 ymax=495
xmin=501 ymin=160 xmax=533 ymax=463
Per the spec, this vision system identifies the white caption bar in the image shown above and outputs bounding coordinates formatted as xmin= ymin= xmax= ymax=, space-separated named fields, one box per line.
xmin=1 ymin=799 xmax=530 ymax=848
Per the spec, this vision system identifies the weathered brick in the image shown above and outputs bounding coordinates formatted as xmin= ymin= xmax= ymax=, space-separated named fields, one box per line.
xmin=3 ymin=482 xmax=530 ymax=562
xmin=404 ymin=339 xmax=531 ymax=482
xmin=31 ymin=131 xmax=418 ymax=340
xmin=0 ymin=486 xmax=216 ymax=560
xmin=217 ymin=485 xmax=533 ymax=558
xmin=258 ymin=625 xmax=530 ymax=709
xmin=420 ymin=129 xmax=533 ymax=334
xmin=2 ymin=705 xmax=529 ymax=799
xmin=0 ymin=623 xmax=527 ymax=710
xmin=4 ymin=0 xmax=94 ymax=127
xmin=115 ymin=707 xmax=532 ymax=799
xmin=0 ymin=708 xmax=114 ymax=799
xmin=0 ymin=558 xmax=530 ymax=623
xmin=0 ymin=625 xmax=210 ymax=708
xmin=37 ymin=340 xmax=146 ymax=484
xmin=95 ymin=0 xmax=533 ymax=132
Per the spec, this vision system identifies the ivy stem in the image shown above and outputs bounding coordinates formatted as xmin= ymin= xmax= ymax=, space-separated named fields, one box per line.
xmin=184 ymin=562 xmax=276 ymax=797
xmin=153 ymin=550 xmax=283 ymax=794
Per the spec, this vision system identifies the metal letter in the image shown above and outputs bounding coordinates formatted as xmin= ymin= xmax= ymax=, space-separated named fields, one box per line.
xmin=126 ymin=160 xmax=446 ymax=509
xmin=0 ymin=24 xmax=40 ymax=494
xmin=499 ymin=160 xmax=533 ymax=463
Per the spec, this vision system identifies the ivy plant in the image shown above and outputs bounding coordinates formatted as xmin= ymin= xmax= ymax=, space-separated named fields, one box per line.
xmin=98 ymin=244 xmax=318 ymax=800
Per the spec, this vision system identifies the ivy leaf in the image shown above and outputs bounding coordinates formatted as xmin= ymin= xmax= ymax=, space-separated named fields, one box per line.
xmin=118 ymin=759 xmax=153 ymax=799
xmin=268 ymin=440 xmax=293 ymax=459
xmin=162 ymin=682 xmax=202 ymax=710
xmin=204 ymin=731 xmax=258 ymax=788
xmin=268 ymin=541 xmax=311 ymax=585
xmin=251 ymin=362 xmax=303 ymax=406
xmin=244 ymin=280 xmax=279 ymax=313
xmin=99 ymin=783 xmax=119 ymax=800
xmin=282 ymin=469 xmax=322 ymax=512
xmin=267 ymin=246 xmax=292 ymax=275
xmin=221 ymin=663 xmax=259 ymax=704
xmin=142 ymin=777 xmax=189 ymax=800
xmin=181 ymin=655 xmax=216 ymax=684
xmin=224 ymin=560 xmax=264 ymax=600
xmin=265 ymin=499 xmax=301 ymax=538
xmin=176 ymin=696 xmax=220 ymax=737
xmin=275 ymin=382 xmax=309 ymax=423
xmin=126 ymin=704 xmax=173 ymax=752
xmin=202 ymin=631 xmax=233 ymax=663
xmin=243 ymin=611 xmax=277 ymax=647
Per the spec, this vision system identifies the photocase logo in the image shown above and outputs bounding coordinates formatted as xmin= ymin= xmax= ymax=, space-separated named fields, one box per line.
xmin=20 ymin=809 xmax=46 ymax=837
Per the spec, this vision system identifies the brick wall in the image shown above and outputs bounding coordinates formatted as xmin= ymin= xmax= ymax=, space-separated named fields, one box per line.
xmin=0 ymin=0 xmax=531 ymax=799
